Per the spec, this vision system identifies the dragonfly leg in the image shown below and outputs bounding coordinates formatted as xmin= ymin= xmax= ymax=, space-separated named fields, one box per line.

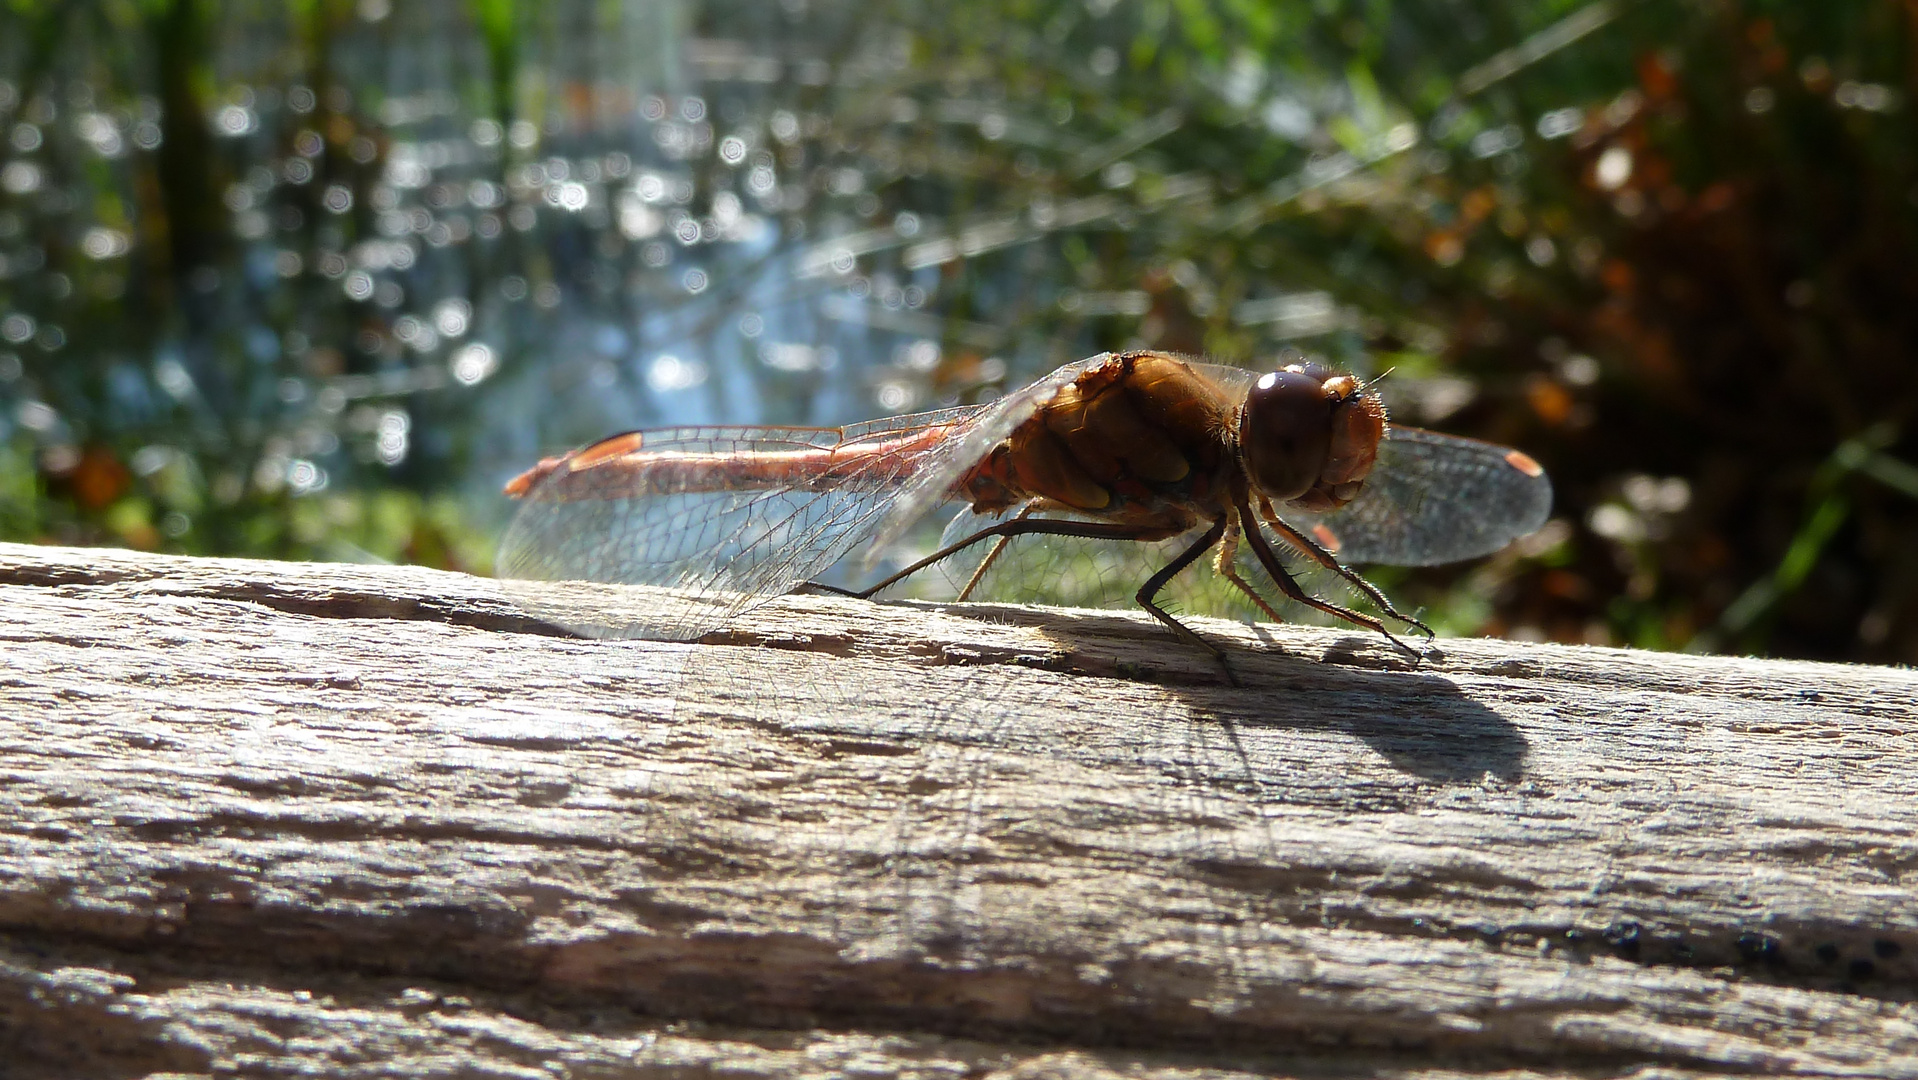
xmin=803 ymin=512 xmax=1241 ymax=680
xmin=1134 ymin=515 xmax=1236 ymax=680
xmin=956 ymin=502 xmax=1039 ymax=602
xmin=1256 ymin=497 xmax=1434 ymax=638
xmin=1236 ymin=494 xmax=1423 ymax=659
xmin=1212 ymin=514 xmax=1287 ymax=625
xmin=803 ymin=516 xmax=1181 ymax=601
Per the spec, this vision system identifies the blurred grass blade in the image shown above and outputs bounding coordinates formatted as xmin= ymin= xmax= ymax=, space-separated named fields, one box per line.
xmin=1700 ymin=424 xmax=1910 ymax=648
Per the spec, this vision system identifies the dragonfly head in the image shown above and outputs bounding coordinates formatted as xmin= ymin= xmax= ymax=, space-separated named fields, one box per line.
xmin=1238 ymin=362 xmax=1386 ymax=510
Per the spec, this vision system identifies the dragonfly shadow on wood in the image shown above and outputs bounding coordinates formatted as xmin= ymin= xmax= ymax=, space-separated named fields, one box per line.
xmin=1236 ymin=630 xmax=1528 ymax=785
xmin=847 ymin=588 xmax=1516 ymax=775
xmin=1211 ymin=641 xmax=1526 ymax=787
xmin=492 ymin=574 xmax=1528 ymax=789
xmin=744 ymin=594 xmax=1530 ymax=788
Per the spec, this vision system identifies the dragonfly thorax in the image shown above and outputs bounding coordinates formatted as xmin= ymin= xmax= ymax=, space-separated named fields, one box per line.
xmin=954 ymin=352 xmax=1238 ymax=527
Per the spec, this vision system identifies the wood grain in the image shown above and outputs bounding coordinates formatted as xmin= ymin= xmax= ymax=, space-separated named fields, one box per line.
xmin=1 ymin=540 xmax=1914 ymax=1078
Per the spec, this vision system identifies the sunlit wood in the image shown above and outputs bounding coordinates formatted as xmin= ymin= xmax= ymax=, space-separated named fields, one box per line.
xmin=3 ymin=541 xmax=1915 ymax=1076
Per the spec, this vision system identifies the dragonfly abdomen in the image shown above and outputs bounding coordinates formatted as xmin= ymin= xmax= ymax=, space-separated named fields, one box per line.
xmin=507 ymin=425 xmax=966 ymax=503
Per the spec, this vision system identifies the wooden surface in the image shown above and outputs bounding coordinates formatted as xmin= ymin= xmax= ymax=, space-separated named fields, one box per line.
xmin=1 ymin=540 xmax=1916 ymax=1078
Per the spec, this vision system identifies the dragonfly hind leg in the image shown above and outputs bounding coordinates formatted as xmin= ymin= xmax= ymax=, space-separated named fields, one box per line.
xmin=798 ymin=511 xmax=1241 ymax=681
xmin=956 ymin=502 xmax=1038 ymax=601
xmin=799 ymin=515 xmax=1179 ymax=601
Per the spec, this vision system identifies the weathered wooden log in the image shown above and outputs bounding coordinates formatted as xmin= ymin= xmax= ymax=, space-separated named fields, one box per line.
xmin=1 ymin=539 xmax=1914 ymax=1077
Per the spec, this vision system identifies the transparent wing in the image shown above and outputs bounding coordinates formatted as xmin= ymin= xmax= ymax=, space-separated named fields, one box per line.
xmin=1279 ymin=427 xmax=1553 ymax=566
xmin=498 ymin=408 xmax=987 ymax=640
xmin=865 ymin=353 xmax=1128 ymax=553
xmin=497 ymin=353 xmax=1135 ymax=641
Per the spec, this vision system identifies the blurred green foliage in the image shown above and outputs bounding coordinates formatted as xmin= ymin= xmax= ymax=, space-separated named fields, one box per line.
xmin=1 ymin=0 xmax=1915 ymax=662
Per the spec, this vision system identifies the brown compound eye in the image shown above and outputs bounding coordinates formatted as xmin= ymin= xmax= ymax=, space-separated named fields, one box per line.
xmin=1238 ymin=368 xmax=1333 ymax=502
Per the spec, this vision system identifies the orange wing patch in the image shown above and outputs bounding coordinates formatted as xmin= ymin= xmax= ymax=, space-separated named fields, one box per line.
xmin=1310 ymin=523 xmax=1342 ymax=553
xmin=503 ymin=454 xmax=569 ymax=497
xmin=570 ymin=431 xmax=649 ymax=470
xmin=1503 ymin=449 xmax=1545 ymax=478
xmin=504 ymin=432 xmax=649 ymax=497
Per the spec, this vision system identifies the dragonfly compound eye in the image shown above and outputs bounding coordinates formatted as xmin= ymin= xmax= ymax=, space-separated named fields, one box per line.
xmin=1238 ymin=368 xmax=1334 ymax=502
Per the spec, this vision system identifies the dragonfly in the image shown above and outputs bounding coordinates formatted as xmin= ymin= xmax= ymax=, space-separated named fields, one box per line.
xmin=498 ymin=349 xmax=1552 ymax=658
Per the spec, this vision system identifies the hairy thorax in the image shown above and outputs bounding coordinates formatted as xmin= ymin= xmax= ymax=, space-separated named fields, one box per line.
xmin=958 ymin=353 xmax=1239 ymax=540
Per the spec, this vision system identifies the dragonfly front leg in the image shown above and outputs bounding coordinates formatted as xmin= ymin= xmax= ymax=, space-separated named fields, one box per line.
xmin=1235 ymin=493 xmax=1423 ymax=660
xmin=1257 ymin=496 xmax=1434 ymax=638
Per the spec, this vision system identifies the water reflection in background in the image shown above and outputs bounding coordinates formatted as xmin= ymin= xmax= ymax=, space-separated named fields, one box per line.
xmin=3 ymin=0 xmax=1916 ymax=661
xmin=0 ymin=0 xmax=1413 ymax=553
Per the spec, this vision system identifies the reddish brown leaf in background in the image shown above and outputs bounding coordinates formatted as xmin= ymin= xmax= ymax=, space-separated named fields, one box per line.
xmin=70 ymin=448 xmax=131 ymax=511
